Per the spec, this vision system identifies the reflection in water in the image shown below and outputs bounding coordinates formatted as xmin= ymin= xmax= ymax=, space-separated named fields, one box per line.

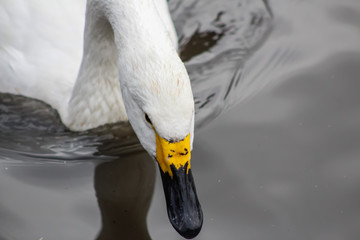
xmin=171 ymin=0 xmax=273 ymax=128
xmin=94 ymin=152 xmax=155 ymax=240
xmin=0 ymin=93 xmax=158 ymax=239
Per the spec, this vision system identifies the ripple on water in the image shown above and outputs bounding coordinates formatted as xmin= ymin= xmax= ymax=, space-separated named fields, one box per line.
xmin=171 ymin=0 xmax=273 ymax=128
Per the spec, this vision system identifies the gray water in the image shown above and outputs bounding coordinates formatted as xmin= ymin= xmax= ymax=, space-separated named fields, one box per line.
xmin=1 ymin=0 xmax=360 ymax=239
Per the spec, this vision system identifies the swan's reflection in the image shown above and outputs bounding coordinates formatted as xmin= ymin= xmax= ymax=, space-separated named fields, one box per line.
xmin=94 ymin=151 xmax=156 ymax=240
xmin=0 ymin=95 xmax=155 ymax=239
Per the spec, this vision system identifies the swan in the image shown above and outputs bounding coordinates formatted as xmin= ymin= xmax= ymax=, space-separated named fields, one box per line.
xmin=0 ymin=0 xmax=202 ymax=238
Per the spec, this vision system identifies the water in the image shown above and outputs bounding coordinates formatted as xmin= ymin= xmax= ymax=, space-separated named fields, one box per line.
xmin=1 ymin=0 xmax=360 ymax=239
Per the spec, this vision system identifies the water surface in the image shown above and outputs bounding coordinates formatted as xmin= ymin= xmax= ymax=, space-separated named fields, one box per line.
xmin=1 ymin=0 xmax=360 ymax=239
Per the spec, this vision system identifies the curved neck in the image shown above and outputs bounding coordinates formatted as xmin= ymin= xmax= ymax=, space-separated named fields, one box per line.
xmin=64 ymin=0 xmax=177 ymax=130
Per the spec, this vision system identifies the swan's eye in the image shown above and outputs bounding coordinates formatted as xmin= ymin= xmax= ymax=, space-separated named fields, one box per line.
xmin=145 ymin=113 xmax=152 ymax=125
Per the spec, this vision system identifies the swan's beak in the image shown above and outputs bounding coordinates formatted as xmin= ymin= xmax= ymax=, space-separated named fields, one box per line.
xmin=155 ymin=132 xmax=203 ymax=239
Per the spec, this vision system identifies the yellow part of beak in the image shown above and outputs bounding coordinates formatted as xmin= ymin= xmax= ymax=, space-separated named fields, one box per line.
xmin=155 ymin=132 xmax=191 ymax=178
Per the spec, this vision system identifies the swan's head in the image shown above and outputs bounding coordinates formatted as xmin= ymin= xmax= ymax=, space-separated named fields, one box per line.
xmin=119 ymin=48 xmax=202 ymax=238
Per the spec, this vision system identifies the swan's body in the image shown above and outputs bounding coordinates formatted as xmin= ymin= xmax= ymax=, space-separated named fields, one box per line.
xmin=0 ymin=0 xmax=202 ymax=238
xmin=0 ymin=0 xmax=178 ymax=130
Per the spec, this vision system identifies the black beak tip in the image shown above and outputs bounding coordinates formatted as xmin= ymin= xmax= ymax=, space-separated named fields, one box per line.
xmin=169 ymin=211 xmax=203 ymax=239
xmin=160 ymin=163 xmax=203 ymax=239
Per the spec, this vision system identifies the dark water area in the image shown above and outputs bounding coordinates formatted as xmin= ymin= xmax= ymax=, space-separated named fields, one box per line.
xmin=1 ymin=0 xmax=360 ymax=239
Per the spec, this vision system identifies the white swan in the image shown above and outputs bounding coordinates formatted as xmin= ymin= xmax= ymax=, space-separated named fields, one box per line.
xmin=0 ymin=0 xmax=202 ymax=238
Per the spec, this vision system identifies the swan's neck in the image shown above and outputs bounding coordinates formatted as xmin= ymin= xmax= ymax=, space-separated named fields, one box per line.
xmin=64 ymin=2 xmax=125 ymax=130
xmin=64 ymin=0 xmax=177 ymax=131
